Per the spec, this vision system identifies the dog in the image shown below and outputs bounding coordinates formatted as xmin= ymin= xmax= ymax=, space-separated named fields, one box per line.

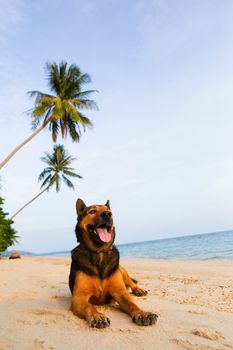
xmin=69 ymin=198 xmax=158 ymax=328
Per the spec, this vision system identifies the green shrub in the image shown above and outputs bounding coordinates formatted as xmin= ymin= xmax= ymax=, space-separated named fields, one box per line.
xmin=0 ymin=197 xmax=18 ymax=253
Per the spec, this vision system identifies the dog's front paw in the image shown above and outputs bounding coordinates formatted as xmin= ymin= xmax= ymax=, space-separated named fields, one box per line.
xmin=90 ymin=315 xmax=111 ymax=329
xmin=132 ymin=287 xmax=148 ymax=297
xmin=133 ymin=312 xmax=158 ymax=326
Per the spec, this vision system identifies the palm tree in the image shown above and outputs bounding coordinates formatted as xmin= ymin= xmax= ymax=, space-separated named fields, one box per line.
xmin=10 ymin=144 xmax=82 ymax=219
xmin=0 ymin=61 xmax=97 ymax=170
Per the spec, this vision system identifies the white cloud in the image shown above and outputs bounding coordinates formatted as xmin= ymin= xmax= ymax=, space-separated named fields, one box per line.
xmin=136 ymin=0 xmax=233 ymax=62
xmin=0 ymin=0 xmax=24 ymax=42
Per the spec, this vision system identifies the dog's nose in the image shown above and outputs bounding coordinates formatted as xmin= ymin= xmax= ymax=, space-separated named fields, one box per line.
xmin=101 ymin=211 xmax=112 ymax=218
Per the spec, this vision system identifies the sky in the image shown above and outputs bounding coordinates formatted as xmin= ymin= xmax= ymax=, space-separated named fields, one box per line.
xmin=1 ymin=0 xmax=233 ymax=253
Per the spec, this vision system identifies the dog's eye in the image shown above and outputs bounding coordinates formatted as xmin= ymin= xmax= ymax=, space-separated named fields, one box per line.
xmin=89 ymin=210 xmax=96 ymax=215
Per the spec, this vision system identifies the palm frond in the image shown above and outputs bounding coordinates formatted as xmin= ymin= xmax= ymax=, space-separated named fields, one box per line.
xmin=40 ymin=174 xmax=52 ymax=189
xmin=63 ymin=101 xmax=93 ymax=129
xmin=41 ymin=152 xmax=55 ymax=166
xmin=60 ymin=156 xmax=76 ymax=167
xmin=74 ymin=113 xmax=93 ymax=130
xmin=31 ymin=117 xmax=41 ymax=130
xmin=27 ymin=90 xmax=54 ymax=100
xmin=61 ymin=175 xmax=75 ymax=190
xmin=71 ymin=98 xmax=98 ymax=110
xmin=32 ymin=103 xmax=51 ymax=118
xmin=76 ymin=90 xmax=99 ymax=98
xmin=28 ymin=61 xmax=98 ymax=142
xmin=38 ymin=167 xmax=52 ymax=182
xmin=67 ymin=64 xmax=81 ymax=80
xmin=43 ymin=107 xmax=53 ymax=123
xmin=46 ymin=62 xmax=60 ymax=94
xmin=47 ymin=173 xmax=59 ymax=191
xmin=63 ymin=169 xmax=82 ymax=178
xmin=49 ymin=120 xmax=59 ymax=142
xmin=59 ymin=116 xmax=69 ymax=138
xmin=31 ymin=106 xmax=53 ymax=130
xmin=35 ymin=95 xmax=55 ymax=106
xmin=77 ymin=73 xmax=91 ymax=86
xmin=67 ymin=117 xmax=80 ymax=142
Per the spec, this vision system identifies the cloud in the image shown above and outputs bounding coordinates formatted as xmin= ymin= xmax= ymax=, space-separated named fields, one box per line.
xmin=0 ymin=0 xmax=24 ymax=42
xmin=136 ymin=0 xmax=233 ymax=62
xmin=137 ymin=0 xmax=190 ymax=60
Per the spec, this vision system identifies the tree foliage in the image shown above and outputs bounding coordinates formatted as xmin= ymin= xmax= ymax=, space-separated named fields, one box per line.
xmin=28 ymin=61 xmax=98 ymax=142
xmin=39 ymin=144 xmax=82 ymax=192
xmin=0 ymin=197 xmax=18 ymax=252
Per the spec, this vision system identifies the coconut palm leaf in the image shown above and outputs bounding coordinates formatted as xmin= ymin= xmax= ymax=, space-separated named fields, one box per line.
xmin=27 ymin=90 xmax=54 ymax=100
xmin=62 ymin=175 xmax=75 ymax=190
xmin=39 ymin=144 xmax=81 ymax=192
xmin=39 ymin=174 xmax=53 ymax=189
xmin=29 ymin=61 xmax=97 ymax=142
xmin=38 ymin=168 xmax=53 ymax=182
xmin=63 ymin=169 xmax=82 ymax=178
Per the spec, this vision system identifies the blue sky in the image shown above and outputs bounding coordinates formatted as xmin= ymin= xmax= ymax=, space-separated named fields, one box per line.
xmin=1 ymin=0 xmax=233 ymax=253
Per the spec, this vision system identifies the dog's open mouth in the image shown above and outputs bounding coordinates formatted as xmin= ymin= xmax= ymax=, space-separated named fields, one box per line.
xmin=88 ymin=225 xmax=112 ymax=243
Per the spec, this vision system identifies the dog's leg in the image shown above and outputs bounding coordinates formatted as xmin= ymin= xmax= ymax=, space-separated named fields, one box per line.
xmin=119 ymin=266 xmax=147 ymax=296
xmin=109 ymin=270 xmax=158 ymax=326
xmin=71 ymin=273 xmax=110 ymax=328
xmin=71 ymin=295 xmax=110 ymax=328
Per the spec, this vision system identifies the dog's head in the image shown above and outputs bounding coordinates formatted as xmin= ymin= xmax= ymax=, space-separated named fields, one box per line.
xmin=75 ymin=198 xmax=115 ymax=251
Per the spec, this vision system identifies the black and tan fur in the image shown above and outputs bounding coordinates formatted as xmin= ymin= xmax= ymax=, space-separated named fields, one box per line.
xmin=69 ymin=198 xmax=158 ymax=328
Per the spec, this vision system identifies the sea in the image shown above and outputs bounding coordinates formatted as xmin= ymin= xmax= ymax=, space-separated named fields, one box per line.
xmin=35 ymin=229 xmax=233 ymax=260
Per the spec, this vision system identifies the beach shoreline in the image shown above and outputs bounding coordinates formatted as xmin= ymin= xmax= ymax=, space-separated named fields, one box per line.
xmin=0 ymin=257 xmax=233 ymax=349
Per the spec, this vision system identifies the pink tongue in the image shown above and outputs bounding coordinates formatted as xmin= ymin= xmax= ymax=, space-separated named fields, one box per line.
xmin=96 ymin=228 xmax=111 ymax=243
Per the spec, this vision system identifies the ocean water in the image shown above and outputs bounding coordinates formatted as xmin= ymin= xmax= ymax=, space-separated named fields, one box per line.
xmin=118 ymin=230 xmax=233 ymax=259
xmin=37 ymin=230 xmax=233 ymax=259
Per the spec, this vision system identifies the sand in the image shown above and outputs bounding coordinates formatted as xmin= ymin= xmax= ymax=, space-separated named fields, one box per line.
xmin=0 ymin=257 xmax=233 ymax=350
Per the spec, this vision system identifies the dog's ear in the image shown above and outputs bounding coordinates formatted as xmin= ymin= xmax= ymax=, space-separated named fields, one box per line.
xmin=105 ymin=200 xmax=110 ymax=208
xmin=76 ymin=198 xmax=87 ymax=216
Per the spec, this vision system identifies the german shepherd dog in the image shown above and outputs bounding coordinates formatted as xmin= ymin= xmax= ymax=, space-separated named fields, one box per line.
xmin=69 ymin=199 xmax=158 ymax=328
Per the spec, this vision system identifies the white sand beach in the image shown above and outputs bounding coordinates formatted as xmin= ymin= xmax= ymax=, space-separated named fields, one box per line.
xmin=0 ymin=257 xmax=233 ymax=350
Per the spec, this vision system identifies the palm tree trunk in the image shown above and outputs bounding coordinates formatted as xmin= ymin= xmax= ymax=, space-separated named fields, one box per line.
xmin=0 ymin=120 xmax=50 ymax=171
xmin=11 ymin=186 xmax=50 ymax=220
